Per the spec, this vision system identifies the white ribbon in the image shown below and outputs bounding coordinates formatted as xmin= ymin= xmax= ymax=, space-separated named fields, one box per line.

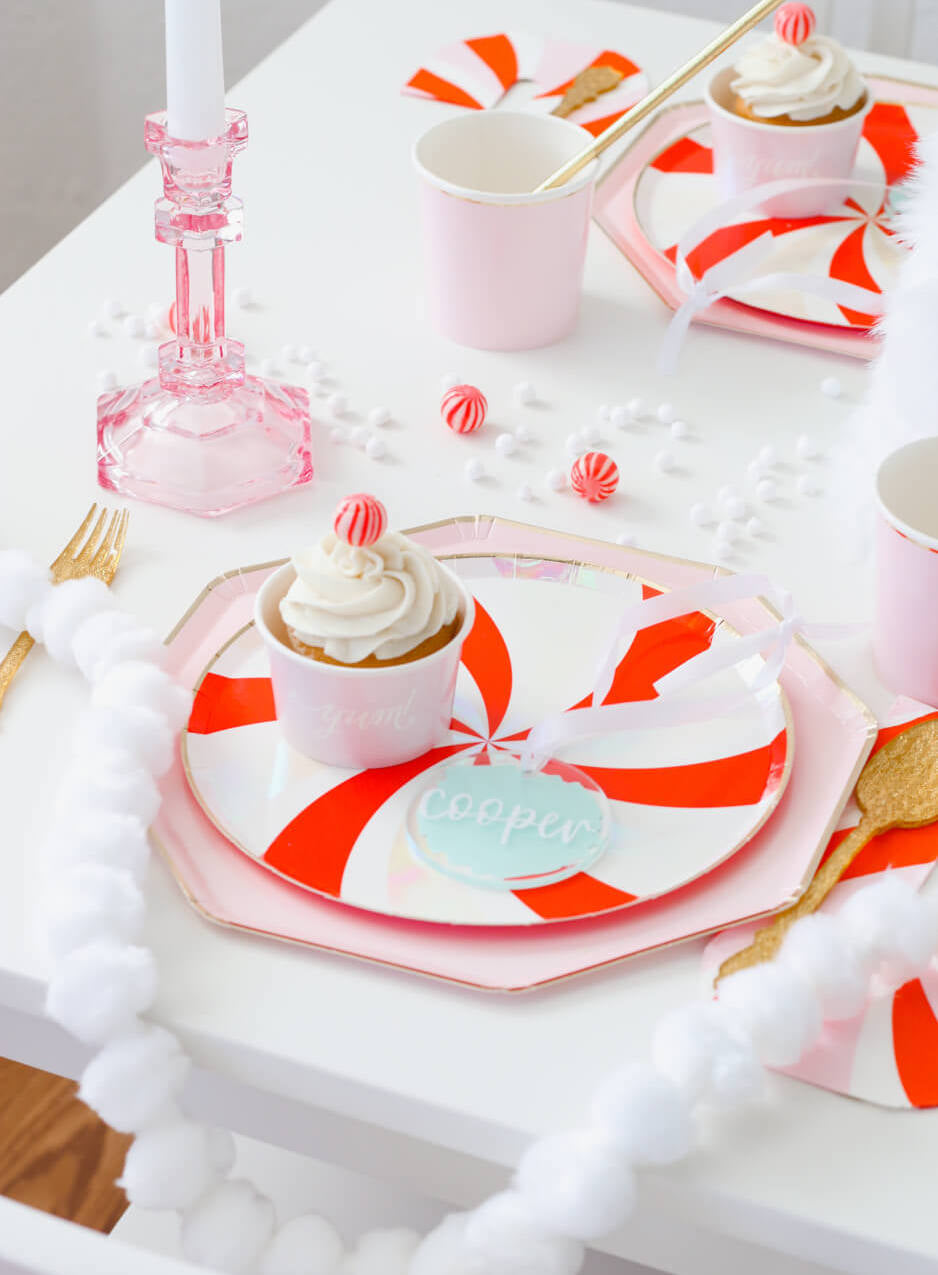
xmin=521 ymin=573 xmax=858 ymax=772
xmin=658 ymin=176 xmax=889 ymax=375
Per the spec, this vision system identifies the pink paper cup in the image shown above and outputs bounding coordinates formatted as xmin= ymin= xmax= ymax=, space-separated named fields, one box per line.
xmin=875 ymin=438 xmax=938 ymax=707
xmin=706 ymin=68 xmax=873 ymax=219
xmin=413 ymin=111 xmax=598 ymax=351
xmin=254 ymin=563 xmax=475 ymax=768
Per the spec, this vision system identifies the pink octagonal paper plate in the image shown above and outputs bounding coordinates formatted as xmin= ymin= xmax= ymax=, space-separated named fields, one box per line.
xmin=153 ymin=518 xmax=876 ymax=991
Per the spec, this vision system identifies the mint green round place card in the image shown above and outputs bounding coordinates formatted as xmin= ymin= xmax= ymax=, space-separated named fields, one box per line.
xmin=406 ymin=757 xmax=611 ymax=891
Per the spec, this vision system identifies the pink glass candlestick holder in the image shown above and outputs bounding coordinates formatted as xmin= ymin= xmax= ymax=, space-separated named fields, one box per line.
xmin=97 ymin=109 xmax=313 ymax=517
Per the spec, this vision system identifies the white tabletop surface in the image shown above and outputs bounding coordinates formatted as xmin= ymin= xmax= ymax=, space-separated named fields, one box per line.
xmin=2 ymin=1 xmax=938 ymax=1272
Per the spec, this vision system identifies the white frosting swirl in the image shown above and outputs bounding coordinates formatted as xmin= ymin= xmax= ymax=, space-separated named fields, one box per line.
xmin=731 ymin=33 xmax=865 ymax=122
xmin=280 ymin=531 xmax=462 ymax=664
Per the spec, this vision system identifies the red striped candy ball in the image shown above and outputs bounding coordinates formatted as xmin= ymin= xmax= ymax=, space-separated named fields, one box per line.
xmin=441 ymin=385 xmax=487 ymax=434
xmin=333 ymin=493 xmax=388 ymax=547
xmin=570 ymin=452 xmax=619 ymax=503
xmin=775 ymin=3 xmax=816 ymax=45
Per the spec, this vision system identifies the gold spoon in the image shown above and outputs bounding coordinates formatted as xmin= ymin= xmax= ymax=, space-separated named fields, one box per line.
xmin=717 ymin=718 xmax=938 ymax=984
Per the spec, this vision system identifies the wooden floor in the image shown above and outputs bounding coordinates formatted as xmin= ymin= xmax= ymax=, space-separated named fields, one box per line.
xmin=0 ymin=1056 xmax=129 ymax=1232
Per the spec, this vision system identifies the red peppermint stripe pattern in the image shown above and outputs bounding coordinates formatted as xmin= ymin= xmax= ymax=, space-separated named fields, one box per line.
xmin=775 ymin=2 xmax=816 ymax=45
xmin=333 ymin=493 xmax=387 ymax=547
xmin=570 ymin=452 xmax=619 ymax=503
xmin=441 ymin=385 xmax=487 ymax=434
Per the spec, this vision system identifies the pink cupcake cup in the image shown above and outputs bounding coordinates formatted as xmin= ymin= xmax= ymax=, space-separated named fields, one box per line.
xmin=255 ymin=563 xmax=475 ymax=769
xmin=706 ymin=67 xmax=873 ymax=219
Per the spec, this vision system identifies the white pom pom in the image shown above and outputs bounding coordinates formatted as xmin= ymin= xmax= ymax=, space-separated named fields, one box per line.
xmin=515 ymin=1129 xmax=635 ymax=1241
xmin=589 ymin=1064 xmax=693 ymax=1165
xmin=652 ymin=1003 xmax=763 ymax=1102
xmin=656 ymin=402 xmax=676 ymax=424
xmin=627 ymin=397 xmax=646 ymax=418
xmin=57 ymin=754 xmax=162 ymax=827
xmin=43 ymin=811 xmax=150 ymax=881
xmin=463 ymin=1192 xmax=583 ymax=1275
xmin=778 ymin=912 xmax=870 ymax=1020
xmin=839 ymin=875 xmax=938 ymax=976
xmin=465 ymin=458 xmax=485 ymax=482
xmin=46 ymin=941 xmax=156 ymax=1044
xmin=610 ymin=405 xmax=633 ymax=429
xmin=410 ymin=1216 xmax=484 ymax=1275
xmin=517 ymin=483 xmax=534 ymax=502
xmin=689 ymin=502 xmax=713 ymax=527
xmin=0 ymin=550 xmax=49 ymax=629
xmin=756 ymin=478 xmax=778 ymax=502
xmin=328 ymin=393 xmax=348 ymax=417
xmin=579 ymin=422 xmax=601 ymax=446
xmin=671 ymin=419 xmax=690 ymax=440
xmin=820 ymin=376 xmax=842 ymax=399
xmin=367 ymin=406 xmax=391 ymax=428
xmin=42 ymin=865 xmax=145 ymax=962
xmin=233 ymin=286 xmax=253 ymax=309
xmin=79 ymin=1023 xmax=189 ymax=1131
xmin=182 ymin=1180 xmax=276 ymax=1274
xmin=514 ymin=381 xmax=536 ymax=407
xmin=545 ymin=468 xmax=566 ymax=492
xmin=717 ymin=963 xmax=822 ymax=1066
xmin=495 ymin=432 xmax=517 ymax=456
xmin=261 ymin=1215 xmax=344 ymax=1275
xmin=565 ymin=433 xmax=585 ymax=458
xmin=25 ymin=578 xmax=115 ymax=663
xmin=797 ymin=474 xmax=821 ymax=497
xmin=347 ymin=1229 xmax=420 ymax=1275
xmin=365 ymin=436 xmax=387 ymax=461
xmin=654 ymin=450 xmax=676 ymax=474
xmin=120 ymin=1121 xmax=226 ymax=1210
xmin=123 ymin=314 xmax=145 ymax=338
xmin=93 ymin=661 xmax=191 ymax=733
xmin=73 ymin=610 xmax=165 ymax=682
xmin=73 ymin=705 xmax=175 ymax=777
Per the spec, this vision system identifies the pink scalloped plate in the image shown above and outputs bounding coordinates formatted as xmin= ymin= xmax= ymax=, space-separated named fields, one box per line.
xmin=153 ymin=519 xmax=876 ymax=991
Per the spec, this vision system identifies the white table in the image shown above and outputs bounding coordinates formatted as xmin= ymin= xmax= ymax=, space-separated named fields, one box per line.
xmin=2 ymin=2 xmax=936 ymax=1272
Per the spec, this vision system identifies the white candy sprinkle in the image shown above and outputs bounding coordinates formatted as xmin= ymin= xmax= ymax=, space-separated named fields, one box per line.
xmin=670 ymin=419 xmax=690 ymax=440
xmin=298 ymin=345 xmax=316 ymax=364
xmin=518 ymin=482 xmax=534 ymax=502
xmin=717 ymin=520 xmax=740 ymax=544
xmin=797 ymin=474 xmax=821 ymax=496
xmin=102 ymin=298 xmax=123 ymax=320
xmin=143 ymin=321 xmax=162 ymax=341
xmin=546 ymin=468 xmax=566 ymax=492
xmin=329 ymin=426 xmax=345 ymax=445
xmin=796 ymin=434 xmax=820 ymax=460
xmin=655 ymin=449 xmax=676 ymax=473
xmin=725 ymin=496 xmax=747 ymax=521
xmin=122 ymin=314 xmax=144 ymax=339
xmin=139 ymin=345 xmax=159 ymax=368
xmin=495 ymin=432 xmax=517 ymax=456
xmin=616 ymin=532 xmax=636 ymax=547
xmin=96 ymin=369 xmax=118 ymax=391
xmin=232 ymin=286 xmax=253 ymax=309
xmin=656 ymin=402 xmax=676 ymax=425
xmin=280 ymin=344 xmax=298 ymax=364
xmin=690 ymin=502 xmax=713 ymax=527
xmin=259 ymin=357 xmax=277 ymax=377
xmin=758 ymin=445 xmax=778 ymax=468
xmin=580 ymin=422 xmax=602 ymax=445
xmin=440 ymin=373 xmax=460 ymax=392
xmin=821 ymin=376 xmax=842 ymax=399
xmin=87 ymin=319 xmax=106 ymax=338
xmin=611 ymin=405 xmax=633 ymax=429
xmin=514 ymin=381 xmax=536 ymax=406
xmin=627 ymin=396 xmax=647 ymax=418
xmin=350 ymin=425 xmax=370 ymax=448
xmin=747 ymin=516 xmax=765 ymax=537
xmin=368 ymin=406 xmax=391 ymax=428
xmin=515 ymin=423 xmax=534 ymax=443
xmin=366 ymin=436 xmax=387 ymax=460
xmin=566 ymin=433 xmax=585 ymax=457
xmin=327 ymin=393 xmax=348 ymax=417
xmin=756 ymin=478 xmax=778 ymax=501
xmin=465 ymin=458 xmax=485 ymax=481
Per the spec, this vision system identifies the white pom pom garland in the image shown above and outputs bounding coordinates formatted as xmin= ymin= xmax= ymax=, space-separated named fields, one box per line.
xmin=41 ymin=864 xmax=145 ymax=961
xmin=515 ymin=1129 xmax=636 ymax=1240
xmin=261 ymin=1215 xmax=345 ymax=1275
xmin=182 ymin=1179 xmax=277 ymax=1274
xmin=717 ymin=963 xmax=823 ymax=1066
xmin=79 ymin=1023 xmax=190 ymax=1132
xmin=0 ymin=550 xmax=49 ymax=629
xmin=26 ymin=576 xmax=115 ymax=663
xmin=120 ymin=1121 xmax=233 ymax=1210
xmin=45 ymin=940 xmax=157 ymax=1044
xmin=589 ymin=1064 xmax=693 ymax=1165
xmin=347 ymin=1228 xmax=421 ymax=1275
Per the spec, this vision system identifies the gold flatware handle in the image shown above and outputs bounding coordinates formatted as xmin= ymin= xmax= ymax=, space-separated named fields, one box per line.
xmin=0 ymin=631 xmax=37 ymax=710
xmin=717 ymin=817 xmax=878 ymax=982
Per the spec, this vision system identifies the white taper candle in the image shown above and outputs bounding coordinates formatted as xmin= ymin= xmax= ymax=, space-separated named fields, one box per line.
xmin=165 ymin=0 xmax=226 ymax=141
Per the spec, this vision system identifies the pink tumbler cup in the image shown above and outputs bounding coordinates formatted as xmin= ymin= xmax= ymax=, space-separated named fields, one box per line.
xmin=413 ymin=111 xmax=598 ymax=351
xmin=875 ymin=437 xmax=938 ymax=706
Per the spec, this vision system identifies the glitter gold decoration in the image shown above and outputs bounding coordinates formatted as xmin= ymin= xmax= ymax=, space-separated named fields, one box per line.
xmin=717 ymin=717 xmax=938 ymax=983
xmin=551 ymin=65 xmax=625 ymax=118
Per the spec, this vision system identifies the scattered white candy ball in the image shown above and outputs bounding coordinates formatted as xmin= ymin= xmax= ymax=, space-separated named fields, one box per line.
xmin=654 ymin=449 xmax=676 ymax=473
xmin=366 ymin=436 xmax=386 ymax=460
xmin=797 ymin=474 xmax=821 ymax=496
xmin=627 ymin=396 xmax=647 ymax=418
xmin=122 ymin=314 xmax=144 ymax=338
xmin=495 ymin=432 xmax=517 ymax=456
xmin=796 ymin=433 xmax=820 ymax=460
xmin=142 ymin=344 xmax=160 ymax=368
xmin=756 ymin=478 xmax=778 ymax=502
xmin=259 ymin=357 xmax=278 ymax=377
xmin=690 ymin=502 xmax=713 ymax=527
xmin=87 ymin=318 xmax=106 ymax=338
xmin=306 ymin=362 xmax=325 ymax=386
xmin=656 ymin=402 xmax=676 ymax=424
xmin=514 ymin=380 xmax=536 ymax=406
xmin=298 ymin=345 xmax=317 ymax=365
xmin=465 ymin=458 xmax=485 ymax=482
xmin=328 ymin=426 xmax=345 ymax=445
xmin=821 ymin=375 xmax=842 ymax=399
xmin=580 ymin=422 xmax=602 ymax=445
xmin=440 ymin=372 xmax=460 ymax=392
xmin=717 ymin=520 xmax=740 ymax=544
xmin=367 ymin=405 xmax=390 ymax=428
xmin=143 ymin=321 xmax=162 ymax=341
xmin=350 ymin=424 xmax=370 ymax=448
xmin=724 ymin=496 xmax=748 ymax=520
xmin=546 ymin=468 xmax=566 ymax=492
xmin=597 ymin=404 xmax=611 ymax=423
xmin=145 ymin=302 xmax=167 ymax=326
xmin=281 ymin=344 xmax=299 ymax=364
xmin=747 ymin=459 xmax=767 ymax=482
xmin=610 ymin=404 xmax=633 ymax=429
xmin=565 ymin=432 xmax=585 ymax=458
xmin=328 ymin=392 xmax=348 ymax=417
xmin=616 ymin=532 xmax=636 ymax=547
xmin=101 ymin=298 xmax=123 ymax=319
xmin=515 ymin=423 xmax=534 ymax=443
xmin=181 ymin=1179 xmax=276 ymax=1275
xmin=260 ymin=1214 xmax=344 ymax=1275
xmin=96 ymin=369 xmax=118 ymax=391
xmin=670 ymin=419 xmax=690 ymax=440
xmin=232 ymin=286 xmax=253 ymax=308
xmin=717 ymin=484 xmax=738 ymax=506
xmin=747 ymin=516 xmax=765 ymax=537
xmin=758 ymin=444 xmax=778 ymax=468
xmin=518 ymin=483 xmax=534 ymax=502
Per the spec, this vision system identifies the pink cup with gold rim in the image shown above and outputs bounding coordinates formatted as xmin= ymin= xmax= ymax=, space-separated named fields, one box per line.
xmin=254 ymin=563 xmax=475 ymax=769
xmin=413 ymin=111 xmax=599 ymax=351
xmin=875 ymin=438 xmax=938 ymax=707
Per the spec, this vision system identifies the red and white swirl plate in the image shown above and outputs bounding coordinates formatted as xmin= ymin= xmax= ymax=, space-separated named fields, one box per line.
xmin=594 ymin=75 xmax=938 ymax=358
xmin=153 ymin=520 xmax=876 ymax=990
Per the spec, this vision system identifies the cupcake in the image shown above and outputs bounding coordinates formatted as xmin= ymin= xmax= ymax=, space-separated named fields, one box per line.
xmin=706 ymin=3 xmax=872 ymax=218
xmin=254 ymin=494 xmax=475 ymax=768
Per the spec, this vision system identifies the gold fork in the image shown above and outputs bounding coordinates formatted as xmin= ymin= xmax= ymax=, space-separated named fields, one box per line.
xmin=0 ymin=504 xmax=130 ymax=709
